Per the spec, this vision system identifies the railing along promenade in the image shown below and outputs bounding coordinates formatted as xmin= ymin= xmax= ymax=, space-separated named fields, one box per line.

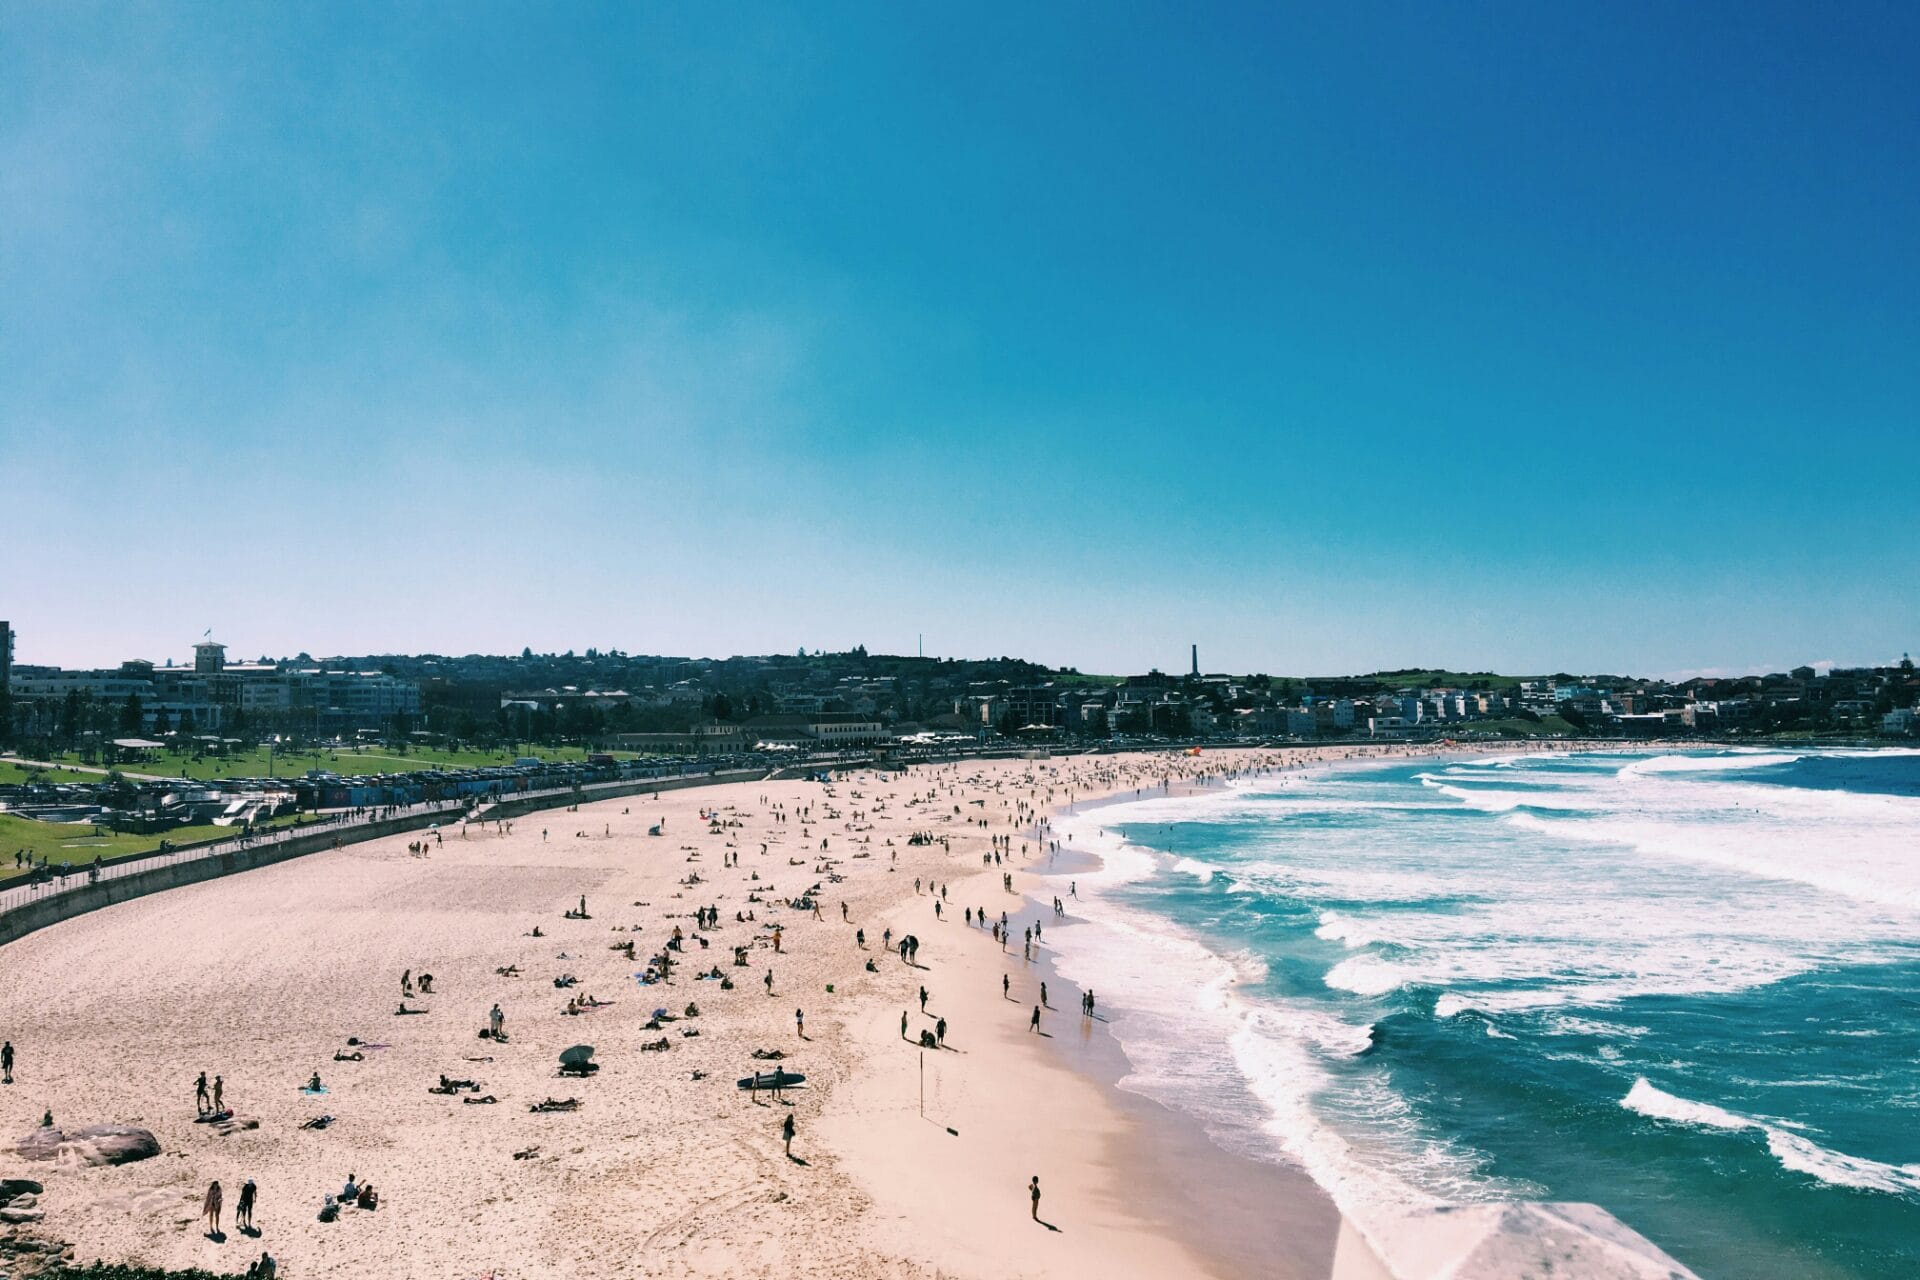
xmin=0 ymin=758 xmax=855 ymax=947
xmin=0 ymin=738 xmax=1144 ymax=948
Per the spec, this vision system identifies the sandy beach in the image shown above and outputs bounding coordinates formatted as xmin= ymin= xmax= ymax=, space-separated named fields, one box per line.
xmin=0 ymin=745 xmax=1552 ymax=1279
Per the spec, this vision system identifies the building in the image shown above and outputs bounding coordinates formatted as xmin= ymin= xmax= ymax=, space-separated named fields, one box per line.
xmin=7 ymin=637 xmax=421 ymax=736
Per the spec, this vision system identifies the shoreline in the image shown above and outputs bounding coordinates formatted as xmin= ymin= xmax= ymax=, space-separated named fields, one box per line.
xmin=0 ymin=742 xmax=1708 ymax=1279
xmin=0 ymin=749 xmax=1337 ymax=1280
xmin=1039 ymin=743 xmax=1718 ymax=1280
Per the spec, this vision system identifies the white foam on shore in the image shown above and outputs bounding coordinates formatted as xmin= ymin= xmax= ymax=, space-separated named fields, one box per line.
xmin=1622 ymin=1078 xmax=1920 ymax=1197
xmin=1049 ymin=797 xmax=1512 ymax=1233
xmin=1051 ymin=749 xmax=1920 ymax=1242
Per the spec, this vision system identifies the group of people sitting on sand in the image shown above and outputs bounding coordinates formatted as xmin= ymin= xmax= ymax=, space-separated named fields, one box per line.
xmin=318 ymin=1172 xmax=377 ymax=1221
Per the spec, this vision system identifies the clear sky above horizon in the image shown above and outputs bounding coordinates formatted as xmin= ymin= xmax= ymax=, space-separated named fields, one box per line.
xmin=3 ymin=4 xmax=1915 ymax=678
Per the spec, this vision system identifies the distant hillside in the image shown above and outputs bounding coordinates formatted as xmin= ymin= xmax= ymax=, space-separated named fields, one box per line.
xmin=1272 ymin=670 xmax=1536 ymax=693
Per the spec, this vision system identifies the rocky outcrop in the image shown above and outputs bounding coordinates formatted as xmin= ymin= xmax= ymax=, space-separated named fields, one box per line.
xmin=14 ymin=1123 xmax=161 ymax=1166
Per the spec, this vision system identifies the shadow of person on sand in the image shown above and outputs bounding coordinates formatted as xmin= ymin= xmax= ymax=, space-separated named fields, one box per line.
xmin=1035 ymin=1219 xmax=1061 ymax=1232
xmin=205 ymin=1230 xmax=227 ymax=1243
xmin=240 ymin=1225 xmax=262 ymax=1239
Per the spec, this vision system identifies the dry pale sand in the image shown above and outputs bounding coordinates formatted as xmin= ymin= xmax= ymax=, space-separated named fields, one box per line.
xmin=0 ymin=745 xmax=1515 ymax=1279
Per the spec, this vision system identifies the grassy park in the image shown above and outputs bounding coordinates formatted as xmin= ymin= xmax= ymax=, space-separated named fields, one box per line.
xmin=22 ymin=743 xmax=636 ymax=782
xmin=0 ymin=810 xmax=317 ymax=883
xmin=0 ymin=759 xmax=107 ymax=786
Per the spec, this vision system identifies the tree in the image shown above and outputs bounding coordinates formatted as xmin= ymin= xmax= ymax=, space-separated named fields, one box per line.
xmin=118 ymin=693 xmax=144 ymax=734
xmin=712 ymin=692 xmax=734 ymax=721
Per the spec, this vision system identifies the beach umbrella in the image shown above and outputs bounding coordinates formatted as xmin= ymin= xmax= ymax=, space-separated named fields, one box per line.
xmin=559 ymin=1045 xmax=595 ymax=1066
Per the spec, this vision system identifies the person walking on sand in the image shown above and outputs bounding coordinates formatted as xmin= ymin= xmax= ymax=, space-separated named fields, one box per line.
xmin=1002 ymin=973 xmax=1010 ymax=1000
xmin=236 ymin=1178 xmax=257 ymax=1233
xmin=782 ymin=1111 xmax=796 ymax=1158
xmin=203 ymin=1179 xmax=224 ymax=1236
xmin=764 ymin=969 xmax=775 ymax=996
xmin=2 ymin=1040 xmax=12 ymax=1084
xmin=1029 ymin=1005 xmax=1041 ymax=1033
xmin=1030 ymin=1175 xmax=1041 ymax=1221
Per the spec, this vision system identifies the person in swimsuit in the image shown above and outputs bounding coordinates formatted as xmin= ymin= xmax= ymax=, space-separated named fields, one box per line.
xmin=203 ymin=1180 xmax=224 ymax=1236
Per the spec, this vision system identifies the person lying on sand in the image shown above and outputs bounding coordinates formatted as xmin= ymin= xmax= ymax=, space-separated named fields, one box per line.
xmin=333 ymin=1051 xmax=364 ymax=1062
xmin=299 ymin=1114 xmax=334 ymax=1130
xmin=529 ymin=1097 xmax=581 ymax=1112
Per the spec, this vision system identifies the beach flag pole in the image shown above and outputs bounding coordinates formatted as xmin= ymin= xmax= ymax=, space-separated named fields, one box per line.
xmin=918 ymin=1048 xmax=924 ymax=1116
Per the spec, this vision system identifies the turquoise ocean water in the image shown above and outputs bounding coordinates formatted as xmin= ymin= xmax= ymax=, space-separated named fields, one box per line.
xmin=1048 ymin=749 xmax=1920 ymax=1279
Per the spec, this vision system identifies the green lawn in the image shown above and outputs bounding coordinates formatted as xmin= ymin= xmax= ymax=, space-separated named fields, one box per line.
xmin=0 ymin=810 xmax=315 ymax=882
xmin=36 ymin=743 xmax=637 ymax=781
xmin=0 ymin=760 xmax=110 ymax=786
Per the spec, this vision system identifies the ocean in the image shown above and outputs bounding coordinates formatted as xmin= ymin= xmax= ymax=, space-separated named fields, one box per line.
xmin=1046 ymin=748 xmax=1920 ymax=1279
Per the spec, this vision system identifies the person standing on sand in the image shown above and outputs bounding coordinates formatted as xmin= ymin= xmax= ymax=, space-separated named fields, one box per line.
xmin=1029 ymin=1005 xmax=1041 ymax=1033
xmin=764 ymin=969 xmax=775 ymax=996
xmin=236 ymin=1178 xmax=257 ymax=1233
xmin=203 ymin=1180 xmax=224 ymax=1236
xmin=213 ymin=1075 xmax=225 ymax=1114
xmin=795 ymin=1008 xmax=805 ymax=1039
xmin=1002 ymin=974 xmax=1009 ymax=1000
xmin=901 ymin=1011 xmax=909 ymax=1040
xmin=2 ymin=1040 xmax=12 ymax=1084
xmin=196 ymin=1072 xmax=210 ymax=1115
xmin=1030 ymin=1175 xmax=1041 ymax=1221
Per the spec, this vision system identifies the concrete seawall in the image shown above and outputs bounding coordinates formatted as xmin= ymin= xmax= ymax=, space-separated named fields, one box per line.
xmin=0 ymin=765 xmax=792 ymax=951
xmin=0 ymin=808 xmax=451 ymax=949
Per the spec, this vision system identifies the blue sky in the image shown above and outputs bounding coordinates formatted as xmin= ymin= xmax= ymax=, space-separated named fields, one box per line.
xmin=3 ymin=4 xmax=1915 ymax=676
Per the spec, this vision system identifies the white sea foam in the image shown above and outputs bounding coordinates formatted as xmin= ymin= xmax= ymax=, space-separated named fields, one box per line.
xmin=1315 ymin=910 xmax=1379 ymax=948
xmin=1622 ymin=1078 xmax=1920 ymax=1197
xmin=1054 ymin=748 xmax=1920 ymax=1235
xmin=1621 ymin=1077 xmax=1749 ymax=1130
xmin=1617 ymin=752 xmax=1803 ymax=777
xmin=1048 ymin=804 xmax=1506 ymax=1234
